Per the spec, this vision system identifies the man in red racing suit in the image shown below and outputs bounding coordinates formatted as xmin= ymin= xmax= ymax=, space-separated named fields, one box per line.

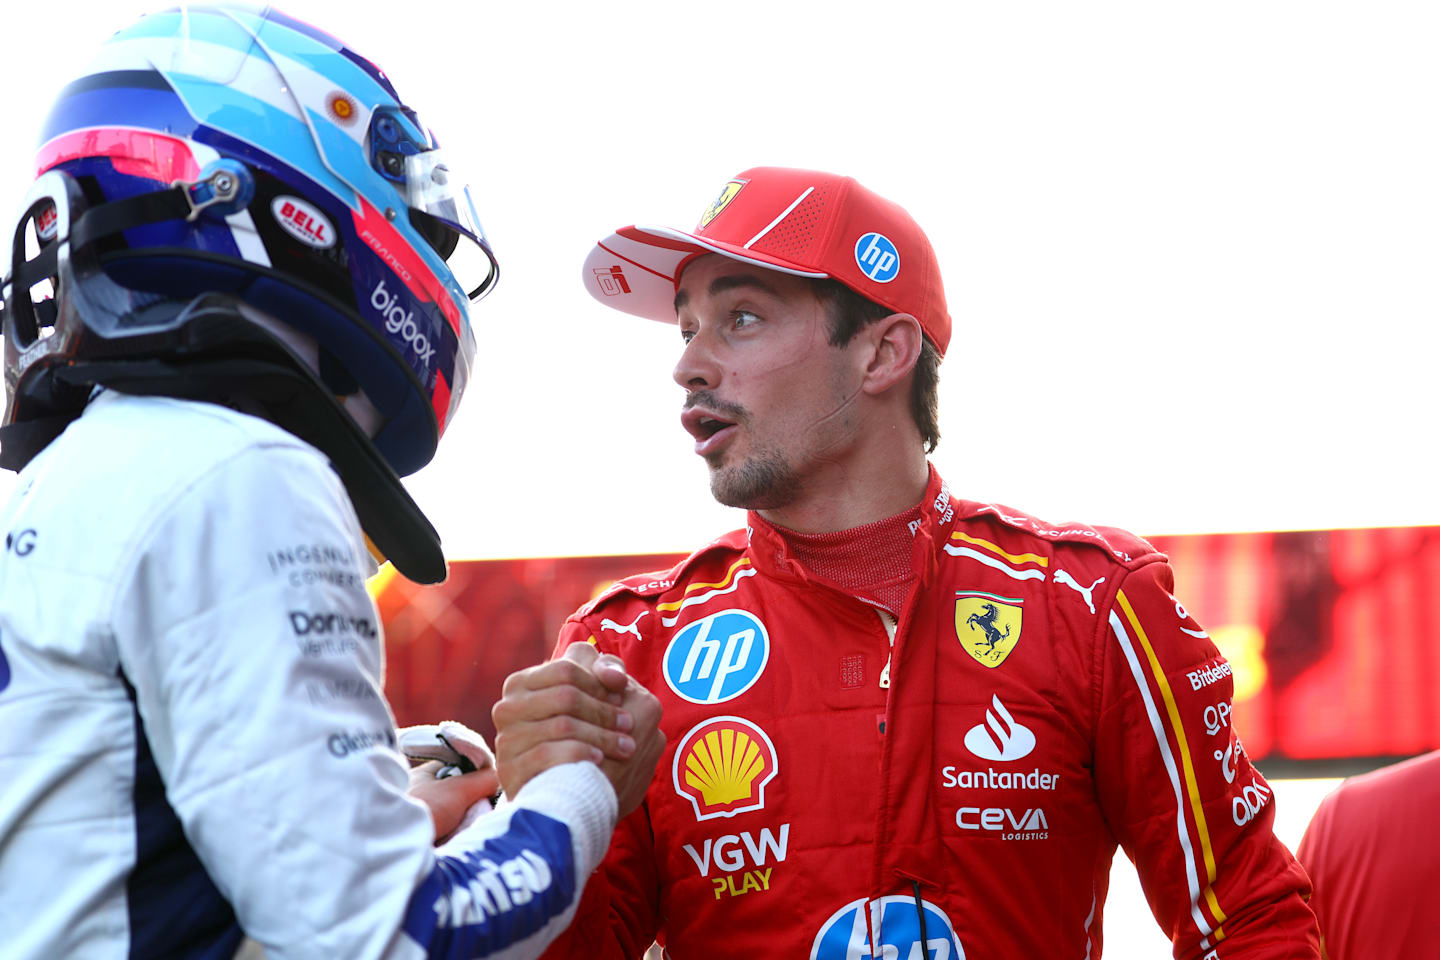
xmin=544 ymin=470 xmax=1315 ymax=958
xmin=502 ymin=166 xmax=1318 ymax=958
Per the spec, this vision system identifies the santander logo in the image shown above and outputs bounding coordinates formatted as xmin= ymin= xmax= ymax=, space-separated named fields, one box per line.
xmin=271 ymin=195 xmax=335 ymax=249
xmin=964 ymin=695 xmax=1036 ymax=762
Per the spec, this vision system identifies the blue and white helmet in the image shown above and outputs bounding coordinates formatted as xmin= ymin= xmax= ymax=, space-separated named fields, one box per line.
xmin=2 ymin=4 xmax=494 ymax=476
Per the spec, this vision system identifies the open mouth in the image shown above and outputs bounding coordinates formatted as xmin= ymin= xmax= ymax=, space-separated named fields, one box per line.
xmin=695 ymin=417 xmax=731 ymax=440
xmin=681 ymin=408 xmax=739 ymax=454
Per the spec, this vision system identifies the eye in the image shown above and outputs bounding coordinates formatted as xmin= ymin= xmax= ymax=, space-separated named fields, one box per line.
xmin=731 ymin=310 xmax=760 ymax=330
xmin=680 ymin=326 xmax=697 ymax=344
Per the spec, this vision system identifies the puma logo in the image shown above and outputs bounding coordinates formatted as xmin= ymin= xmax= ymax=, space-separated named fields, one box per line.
xmin=1054 ymin=569 xmax=1105 ymax=614
xmin=599 ymin=610 xmax=649 ymax=640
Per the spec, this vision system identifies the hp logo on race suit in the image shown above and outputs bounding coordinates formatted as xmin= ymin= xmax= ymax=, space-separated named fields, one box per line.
xmin=663 ymin=610 xmax=770 ymax=704
xmin=811 ymin=895 xmax=964 ymax=960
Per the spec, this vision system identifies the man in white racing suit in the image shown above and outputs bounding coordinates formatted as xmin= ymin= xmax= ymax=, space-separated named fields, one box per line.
xmin=0 ymin=6 xmax=663 ymax=958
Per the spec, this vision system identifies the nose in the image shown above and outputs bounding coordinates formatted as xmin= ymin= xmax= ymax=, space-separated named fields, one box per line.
xmin=672 ymin=327 xmax=720 ymax=391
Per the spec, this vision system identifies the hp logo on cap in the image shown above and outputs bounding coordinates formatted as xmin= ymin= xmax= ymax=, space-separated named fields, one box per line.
xmin=854 ymin=232 xmax=900 ymax=283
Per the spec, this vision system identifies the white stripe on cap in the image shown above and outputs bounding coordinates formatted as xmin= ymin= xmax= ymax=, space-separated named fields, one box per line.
xmin=631 ymin=227 xmax=828 ymax=279
xmin=743 ymin=187 xmax=814 ymax=249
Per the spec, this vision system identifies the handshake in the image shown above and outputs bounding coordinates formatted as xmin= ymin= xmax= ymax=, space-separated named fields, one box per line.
xmin=404 ymin=642 xmax=666 ymax=842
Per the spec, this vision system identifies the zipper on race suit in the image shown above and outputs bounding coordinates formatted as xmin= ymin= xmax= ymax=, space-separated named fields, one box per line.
xmin=875 ymin=607 xmax=897 ymax=689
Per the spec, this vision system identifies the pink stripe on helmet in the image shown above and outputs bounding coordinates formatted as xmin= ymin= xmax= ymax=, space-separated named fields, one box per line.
xmin=36 ymin=128 xmax=201 ymax=183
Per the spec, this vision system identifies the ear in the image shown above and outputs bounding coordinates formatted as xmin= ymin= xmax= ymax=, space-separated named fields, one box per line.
xmin=858 ymin=313 xmax=923 ymax=396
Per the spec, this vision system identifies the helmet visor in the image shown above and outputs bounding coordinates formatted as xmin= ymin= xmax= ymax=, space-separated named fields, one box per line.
xmin=402 ymin=150 xmax=498 ymax=302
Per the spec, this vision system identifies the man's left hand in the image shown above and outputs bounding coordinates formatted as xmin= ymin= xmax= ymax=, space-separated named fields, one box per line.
xmin=401 ymin=722 xmax=501 ymax=843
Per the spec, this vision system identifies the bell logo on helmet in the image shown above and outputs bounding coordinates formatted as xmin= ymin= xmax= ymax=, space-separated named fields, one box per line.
xmin=34 ymin=201 xmax=58 ymax=242
xmin=371 ymin=279 xmax=437 ymax=365
xmin=271 ymin=195 xmax=335 ymax=250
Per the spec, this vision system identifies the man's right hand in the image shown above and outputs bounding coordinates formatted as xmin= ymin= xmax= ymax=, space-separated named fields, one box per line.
xmin=492 ymin=641 xmax=664 ymax=817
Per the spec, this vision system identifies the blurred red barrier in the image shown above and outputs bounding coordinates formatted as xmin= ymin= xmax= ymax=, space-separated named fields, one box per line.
xmin=376 ymin=526 xmax=1440 ymax=762
xmin=374 ymin=553 xmax=680 ymax=745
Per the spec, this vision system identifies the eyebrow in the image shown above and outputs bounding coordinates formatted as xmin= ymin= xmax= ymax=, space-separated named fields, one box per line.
xmin=673 ymin=273 xmax=783 ymax=314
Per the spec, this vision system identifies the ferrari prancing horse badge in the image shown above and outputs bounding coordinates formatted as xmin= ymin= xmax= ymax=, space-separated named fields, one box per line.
xmin=954 ymin=592 xmax=1023 ymax=668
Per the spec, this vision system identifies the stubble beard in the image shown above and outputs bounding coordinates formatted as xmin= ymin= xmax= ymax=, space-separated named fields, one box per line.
xmin=706 ymin=447 xmax=801 ymax=511
xmin=685 ymin=389 xmax=802 ymax=509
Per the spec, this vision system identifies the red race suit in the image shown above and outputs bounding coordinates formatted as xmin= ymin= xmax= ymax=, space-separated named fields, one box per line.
xmin=543 ymin=469 xmax=1318 ymax=959
xmin=1297 ymin=750 xmax=1440 ymax=958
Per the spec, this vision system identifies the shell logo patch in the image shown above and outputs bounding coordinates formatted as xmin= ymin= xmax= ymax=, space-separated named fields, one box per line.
xmin=955 ymin=591 xmax=1023 ymax=668
xmin=672 ymin=715 xmax=778 ymax=821
xmin=698 ymin=178 xmax=747 ymax=229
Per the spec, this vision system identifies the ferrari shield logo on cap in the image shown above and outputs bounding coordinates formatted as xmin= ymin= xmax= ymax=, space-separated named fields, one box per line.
xmin=698 ymin=178 xmax=747 ymax=229
xmin=955 ymin=592 xmax=1023 ymax=668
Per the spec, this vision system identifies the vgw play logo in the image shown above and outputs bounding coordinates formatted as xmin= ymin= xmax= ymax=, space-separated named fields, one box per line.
xmin=810 ymin=896 xmax=964 ymax=960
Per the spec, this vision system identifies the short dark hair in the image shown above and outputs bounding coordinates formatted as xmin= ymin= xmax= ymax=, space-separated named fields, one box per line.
xmin=812 ymin=279 xmax=941 ymax=452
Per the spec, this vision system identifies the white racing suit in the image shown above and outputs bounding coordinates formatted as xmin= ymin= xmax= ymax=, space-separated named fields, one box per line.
xmin=0 ymin=392 xmax=615 ymax=959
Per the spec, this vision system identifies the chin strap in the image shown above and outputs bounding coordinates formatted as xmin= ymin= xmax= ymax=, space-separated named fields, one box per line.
xmin=48 ymin=355 xmax=447 ymax=584
xmin=0 ymin=294 xmax=448 ymax=584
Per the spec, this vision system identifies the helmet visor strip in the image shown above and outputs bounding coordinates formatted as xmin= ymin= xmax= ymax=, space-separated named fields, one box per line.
xmin=401 ymin=150 xmax=498 ymax=302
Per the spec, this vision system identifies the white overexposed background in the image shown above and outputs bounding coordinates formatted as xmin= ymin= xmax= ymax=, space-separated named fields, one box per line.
xmin=0 ymin=1 xmax=1424 ymax=955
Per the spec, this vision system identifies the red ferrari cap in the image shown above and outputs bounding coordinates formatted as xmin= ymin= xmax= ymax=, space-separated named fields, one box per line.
xmin=581 ymin=167 xmax=952 ymax=357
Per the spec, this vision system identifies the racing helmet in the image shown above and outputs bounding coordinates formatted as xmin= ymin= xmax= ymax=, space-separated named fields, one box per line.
xmin=1 ymin=4 xmax=495 ymax=478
